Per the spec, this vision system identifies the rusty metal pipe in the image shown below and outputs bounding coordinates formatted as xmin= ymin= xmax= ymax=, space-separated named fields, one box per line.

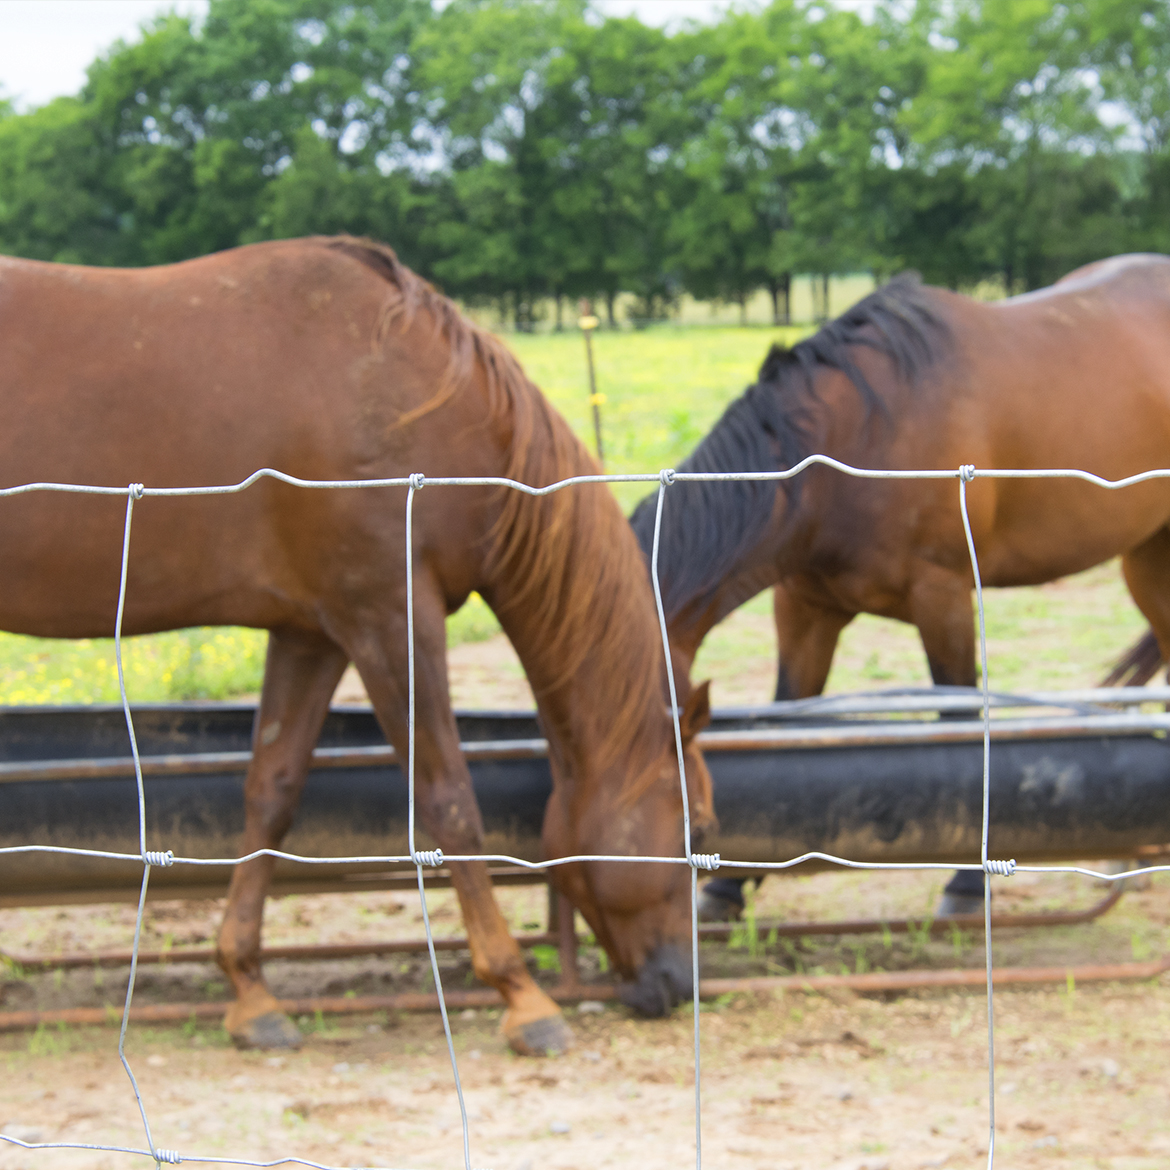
xmin=698 ymin=885 xmax=1126 ymax=941
xmin=2 ymin=956 xmax=1167 ymax=1034
xmin=3 ymin=887 xmax=1124 ymax=973
xmin=2 ymin=931 xmax=558 ymax=972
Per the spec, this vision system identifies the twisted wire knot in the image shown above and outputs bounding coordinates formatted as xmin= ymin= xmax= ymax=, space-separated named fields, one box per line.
xmin=408 ymin=472 xmax=426 ymax=491
xmin=983 ymin=858 xmax=1016 ymax=876
xmin=412 ymin=848 xmax=444 ymax=868
xmin=689 ymin=853 xmax=720 ymax=871
xmin=154 ymin=1149 xmax=182 ymax=1164
xmin=129 ymin=483 xmax=145 ymax=499
xmin=143 ymin=850 xmax=174 ymax=868
xmin=659 ymin=468 xmax=676 ymax=487
xmin=959 ymin=464 xmax=975 ymax=483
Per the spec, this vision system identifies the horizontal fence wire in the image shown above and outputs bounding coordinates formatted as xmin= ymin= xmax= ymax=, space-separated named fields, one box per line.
xmin=3 ymin=458 xmax=1170 ymax=1170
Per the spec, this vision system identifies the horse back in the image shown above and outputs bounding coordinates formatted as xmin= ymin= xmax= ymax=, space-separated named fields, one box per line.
xmin=0 ymin=240 xmax=500 ymax=637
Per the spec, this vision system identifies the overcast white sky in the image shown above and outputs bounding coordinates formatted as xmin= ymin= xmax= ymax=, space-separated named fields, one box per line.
xmin=0 ymin=0 xmax=754 ymax=111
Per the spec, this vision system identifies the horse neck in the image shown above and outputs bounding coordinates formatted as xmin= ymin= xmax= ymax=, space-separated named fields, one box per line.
xmin=459 ymin=330 xmax=671 ymax=788
xmin=663 ymin=511 xmax=794 ymax=666
xmin=483 ymin=467 xmax=670 ymax=788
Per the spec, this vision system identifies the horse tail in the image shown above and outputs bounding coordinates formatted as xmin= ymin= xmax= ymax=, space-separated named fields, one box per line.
xmin=1100 ymin=628 xmax=1164 ymax=687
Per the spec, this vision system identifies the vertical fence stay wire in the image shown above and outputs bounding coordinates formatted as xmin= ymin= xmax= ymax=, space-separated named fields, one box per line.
xmin=958 ymin=467 xmax=999 ymax=1170
xmin=649 ymin=470 xmax=705 ymax=1170
xmin=114 ymin=484 xmax=147 ymax=860
xmin=405 ymin=473 xmax=473 ymax=1170
xmin=111 ymin=482 xmax=173 ymax=1169
xmin=10 ymin=457 xmax=1170 ymax=1170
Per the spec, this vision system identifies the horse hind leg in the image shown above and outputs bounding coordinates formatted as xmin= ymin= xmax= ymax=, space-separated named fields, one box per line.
xmin=1121 ymin=529 xmax=1170 ymax=680
xmin=216 ymin=626 xmax=349 ymax=1050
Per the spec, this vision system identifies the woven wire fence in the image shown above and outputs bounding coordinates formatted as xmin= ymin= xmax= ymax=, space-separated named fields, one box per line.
xmin=3 ymin=453 xmax=1170 ymax=1170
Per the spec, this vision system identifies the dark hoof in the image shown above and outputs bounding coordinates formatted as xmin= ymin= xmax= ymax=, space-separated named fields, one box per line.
xmin=231 ymin=1010 xmax=303 ymax=1051
xmin=508 ymin=1014 xmax=574 ymax=1057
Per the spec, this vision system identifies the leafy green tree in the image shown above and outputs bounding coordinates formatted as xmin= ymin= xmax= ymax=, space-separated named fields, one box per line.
xmin=0 ymin=1 xmax=440 ymax=265
xmin=0 ymin=0 xmax=1145 ymax=307
xmin=415 ymin=1 xmax=689 ymax=326
xmin=903 ymin=0 xmax=1121 ymax=290
xmin=782 ymin=2 xmax=932 ymax=294
xmin=1081 ymin=0 xmax=1170 ymax=252
xmin=542 ymin=13 xmax=692 ymax=324
xmin=664 ymin=6 xmax=800 ymax=323
xmin=410 ymin=0 xmax=584 ymax=321
xmin=0 ymin=96 xmax=126 ymax=263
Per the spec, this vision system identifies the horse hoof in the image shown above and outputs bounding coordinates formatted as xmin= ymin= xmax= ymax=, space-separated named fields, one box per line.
xmin=506 ymin=1013 xmax=574 ymax=1057
xmin=231 ymin=1010 xmax=303 ymax=1051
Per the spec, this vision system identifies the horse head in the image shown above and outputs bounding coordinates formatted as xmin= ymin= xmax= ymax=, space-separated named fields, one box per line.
xmin=542 ymin=679 xmax=715 ymax=1016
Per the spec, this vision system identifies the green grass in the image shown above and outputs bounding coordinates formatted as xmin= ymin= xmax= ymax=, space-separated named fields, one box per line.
xmin=0 ymin=628 xmax=268 ymax=705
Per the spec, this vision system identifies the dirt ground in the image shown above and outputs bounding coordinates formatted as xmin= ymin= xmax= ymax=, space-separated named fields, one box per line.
xmin=3 ymin=867 xmax=1170 ymax=1170
xmin=2 ymin=978 xmax=1170 ymax=1170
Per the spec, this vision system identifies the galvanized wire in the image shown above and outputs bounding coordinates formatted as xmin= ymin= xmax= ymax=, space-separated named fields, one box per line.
xmin=405 ymin=472 xmax=473 ymax=1170
xmin=958 ymin=467 xmax=1000 ymax=1169
xmin=4 ymin=840 xmax=1169 ymax=884
xmin=6 ymin=457 xmax=1170 ymax=1170
xmin=648 ymin=472 xmax=706 ymax=1170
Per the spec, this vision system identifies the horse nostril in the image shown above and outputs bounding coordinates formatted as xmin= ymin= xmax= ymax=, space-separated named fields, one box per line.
xmin=619 ymin=967 xmax=673 ymax=1017
xmin=618 ymin=944 xmax=693 ymax=1017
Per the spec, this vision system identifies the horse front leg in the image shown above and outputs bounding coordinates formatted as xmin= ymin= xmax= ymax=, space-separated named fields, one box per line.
xmin=772 ymin=582 xmax=854 ymax=700
xmin=1122 ymin=527 xmax=1170 ymax=679
xmin=697 ymin=585 xmax=854 ymax=924
xmin=905 ymin=568 xmax=985 ymax=914
xmin=446 ymin=856 xmax=570 ymax=1055
xmin=348 ymin=592 xmax=572 ymax=1057
xmin=217 ymin=626 xmax=349 ymax=1049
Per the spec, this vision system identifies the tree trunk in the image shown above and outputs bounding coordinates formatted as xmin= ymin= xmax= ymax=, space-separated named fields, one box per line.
xmin=554 ymin=291 xmax=564 ymax=332
xmin=605 ymin=291 xmax=617 ymax=329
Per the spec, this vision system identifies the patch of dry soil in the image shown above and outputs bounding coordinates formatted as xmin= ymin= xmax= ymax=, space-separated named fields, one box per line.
xmin=2 ymin=981 xmax=1169 ymax=1170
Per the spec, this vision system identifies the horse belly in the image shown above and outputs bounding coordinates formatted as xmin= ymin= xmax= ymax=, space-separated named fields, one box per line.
xmin=952 ymin=287 xmax=1170 ymax=584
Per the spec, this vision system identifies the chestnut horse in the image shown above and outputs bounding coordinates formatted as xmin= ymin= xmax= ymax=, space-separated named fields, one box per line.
xmin=631 ymin=254 xmax=1170 ymax=705
xmin=0 ymin=236 xmax=713 ymax=1054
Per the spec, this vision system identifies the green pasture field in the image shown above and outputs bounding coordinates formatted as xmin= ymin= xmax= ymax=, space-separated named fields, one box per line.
xmin=0 ymin=324 xmax=1150 ymax=704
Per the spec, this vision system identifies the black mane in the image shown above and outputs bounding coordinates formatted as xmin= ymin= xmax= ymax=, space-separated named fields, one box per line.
xmin=630 ymin=274 xmax=951 ymax=620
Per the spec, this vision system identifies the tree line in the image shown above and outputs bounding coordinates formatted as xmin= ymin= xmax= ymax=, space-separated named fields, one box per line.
xmin=1 ymin=0 xmax=1167 ymax=327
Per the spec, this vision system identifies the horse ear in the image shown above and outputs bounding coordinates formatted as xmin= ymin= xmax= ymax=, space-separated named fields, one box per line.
xmin=680 ymin=680 xmax=712 ymax=745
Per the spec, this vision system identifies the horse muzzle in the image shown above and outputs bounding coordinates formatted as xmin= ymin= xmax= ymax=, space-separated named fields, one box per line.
xmin=618 ymin=943 xmax=693 ymax=1017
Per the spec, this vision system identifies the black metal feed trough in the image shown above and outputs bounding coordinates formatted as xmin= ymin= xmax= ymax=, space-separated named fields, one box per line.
xmin=3 ymin=687 xmax=1170 ymax=907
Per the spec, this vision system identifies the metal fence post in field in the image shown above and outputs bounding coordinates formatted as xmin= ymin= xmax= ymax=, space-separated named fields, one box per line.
xmin=578 ymin=300 xmax=605 ymax=466
xmin=2 ymin=457 xmax=1170 ymax=1170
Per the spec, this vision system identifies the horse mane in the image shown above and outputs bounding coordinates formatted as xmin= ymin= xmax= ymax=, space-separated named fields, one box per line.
xmin=322 ymin=236 xmax=670 ymax=792
xmin=630 ymin=273 xmax=951 ymax=620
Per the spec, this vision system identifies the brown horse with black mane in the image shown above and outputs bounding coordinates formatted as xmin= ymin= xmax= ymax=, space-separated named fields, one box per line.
xmin=0 ymin=236 xmax=713 ymax=1054
xmin=631 ymin=255 xmax=1170 ymax=704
